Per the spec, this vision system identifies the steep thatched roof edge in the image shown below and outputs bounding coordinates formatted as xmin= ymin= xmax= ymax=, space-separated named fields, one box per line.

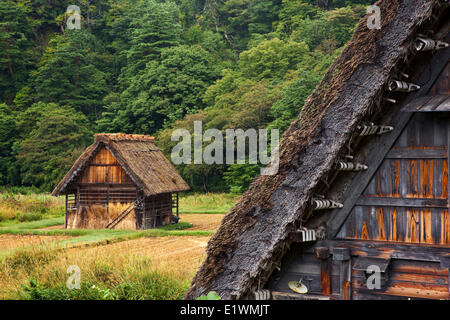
xmin=186 ymin=0 xmax=446 ymax=300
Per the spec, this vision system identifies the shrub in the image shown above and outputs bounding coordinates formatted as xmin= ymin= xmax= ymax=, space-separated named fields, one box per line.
xmin=158 ymin=222 xmax=193 ymax=231
xmin=4 ymin=247 xmax=58 ymax=273
xmin=16 ymin=212 xmax=42 ymax=222
xmin=20 ymin=271 xmax=187 ymax=300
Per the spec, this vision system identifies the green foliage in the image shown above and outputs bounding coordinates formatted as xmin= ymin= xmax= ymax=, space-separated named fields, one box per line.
xmin=224 ymin=164 xmax=261 ymax=193
xmin=21 ymin=272 xmax=187 ymax=300
xmin=0 ymin=0 xmax=366 ymax=194
xmin=32 ymin=30 xmax=109 ymax=118
xmin=118 ymin=0 xmax=182 ymax=88
xmin=0 ymin=1 xmax=34 ymax=103
xmin=100 ymin=45 xmax=221 ymax=133
xmin=238 ymin=38 xmax=309 ymax=80
xmin=158 ymin=222 xmax=193 ymax=231
xmin=196 ymin=291 xmax=221 ymax=300
xmin=16 ymin=103 xmax=93 ymax=191
xmin=16 ymin=212 xmax=43 ymax=222
xmin=269 ymin=70 xmax=321 ymax=132
xmin=0 ymin=103 xmax=16 ymax=184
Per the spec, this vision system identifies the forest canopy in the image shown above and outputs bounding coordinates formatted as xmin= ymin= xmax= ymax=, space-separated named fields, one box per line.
xmin=0 ymin=0 xmax=372 ymax=193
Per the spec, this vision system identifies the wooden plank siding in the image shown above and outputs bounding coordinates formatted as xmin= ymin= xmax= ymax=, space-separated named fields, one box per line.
xmin=74 ymin=147 xmax=138 ymax=206
xmin=78 ymin=147 xmax=133 ymax=184
xmin=430 ymin=62 xmax=449 ymax=95
xmin=267 ymin=240 xmax=450 ymax=300
xmin=337 ymin=113 xmax=450 ymax=245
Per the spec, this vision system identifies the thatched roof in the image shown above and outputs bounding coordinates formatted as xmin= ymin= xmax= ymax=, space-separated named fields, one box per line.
xmin=186 ymin=0 xmax=449 ymax=300
xmin=52 ymin=133 xmax=190 ymax=196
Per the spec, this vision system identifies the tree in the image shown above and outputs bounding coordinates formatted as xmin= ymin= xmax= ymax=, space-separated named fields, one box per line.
xmin=118 ymin=0 xmax=182 ymax=88
xmin=0 ymin=1 xmax=33 ymax=103
xmin=16 ymin=103 xmax=93 ymax=191
xmin=223 ymin=163 xmax=260 ymax=193
xmin=32 ymin=30 xmax=108 ymax=120
xmin=290 ymin=5 xmax=364 ymax=50
xmin=269 ymin=70 xmax=321 ymax=132
xmin=0 ymin=103 xmax=16 ymax=184
xmin=99 ymin=45 xmax=221 ymax=133
xmin=238 ymin=38 xmax=309 ymax=80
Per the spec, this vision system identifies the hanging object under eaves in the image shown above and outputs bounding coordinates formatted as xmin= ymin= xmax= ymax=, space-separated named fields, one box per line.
xmin=335 ymin=161 xmax=368 ymax=172
xmin=415 ymin=37 xmax=449 ymax=52
xmin=357 ymin=124 xmax=394 ymax=136
xmin=388 ymin=80 xmax=421 ymax=92
xmin=312 ymin=199 xmax=343 ymax=210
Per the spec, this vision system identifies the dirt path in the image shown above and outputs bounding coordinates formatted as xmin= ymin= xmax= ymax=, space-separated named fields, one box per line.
xmin=180 ymin=213 xmax=224 ymax=231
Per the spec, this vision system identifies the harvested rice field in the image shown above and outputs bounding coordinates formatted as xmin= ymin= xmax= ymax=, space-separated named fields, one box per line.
xmin=0 ymin=234 xmax=69 ymax=252
xmin=180 ymin=213 xmax=225 ymax=231
xmin=68 ymin=236 xmax=209 ymax=277
xmin=0 ymin=192 xmax=233 ymax=299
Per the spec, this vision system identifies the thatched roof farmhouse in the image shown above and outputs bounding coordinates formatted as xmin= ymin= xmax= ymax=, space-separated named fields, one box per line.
xmin=53 ymin=133 xmax=189 ymax=230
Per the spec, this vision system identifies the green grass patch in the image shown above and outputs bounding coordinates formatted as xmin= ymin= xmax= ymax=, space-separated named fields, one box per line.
xmin=20 ymin=273 xmax=187 ymax=300
xmin=179 ymin=193 xmax=239 ymax=214
xmin=0 ymin=217 xmax=64 ymax=231
xmin=157 ymin=222 xmax=193 ymax=231
xmin=0 ymin=191 xmax=64 ymax=223
xmin=1 ymin=246 xmax=188 ymax=300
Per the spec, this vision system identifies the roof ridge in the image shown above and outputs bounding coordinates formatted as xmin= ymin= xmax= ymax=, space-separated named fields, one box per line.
xmin=94 ymin=133 xmax=155 ymax=142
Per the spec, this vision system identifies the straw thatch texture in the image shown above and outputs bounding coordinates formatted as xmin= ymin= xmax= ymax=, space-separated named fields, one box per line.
xmin=67 ymin=203 xmax=136 ymax=230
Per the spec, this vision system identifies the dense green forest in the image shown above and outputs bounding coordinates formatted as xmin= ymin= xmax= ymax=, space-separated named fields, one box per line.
xmin=0 ymin=0 xmax=373 ymax=193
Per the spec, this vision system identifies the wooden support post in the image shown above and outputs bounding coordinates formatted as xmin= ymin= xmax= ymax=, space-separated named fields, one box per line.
xmin=65 ymin=194 xmax=68 ymax=229
xmin=333 ymin=247 xmax=351 ymax=300
xmin=440 ymin=255 xmax=450 ymax=294
xmin=314 ymin=247 xmax=331 ymax=296
xmin=106 ymin=184 xmax=110 ymax=216
xmin=142 ymin=196 xmax=146 ymax=230
xmin=176 ymin=192 xmax=179 ymax=218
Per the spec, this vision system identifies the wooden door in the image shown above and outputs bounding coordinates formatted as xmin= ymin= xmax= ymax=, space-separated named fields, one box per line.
xmin=337 ymin=113 xmax=450 ymax=244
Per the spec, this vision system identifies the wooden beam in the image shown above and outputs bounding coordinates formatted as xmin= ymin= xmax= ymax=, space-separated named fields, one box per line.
xmin=107 ymin=184 xmax=110 ymax=216
xmin=386 ymin=148 xmax=447 ymax=159
xmin=311 ymin=240 xmax=450 ymax=263
xmin=328 ymin=39 xmax=450 ymax=238
xmin=65 ymin=194 xmax=68 ymax=229
xmin=355 ymin=196 xmax=448 ymax=208
xmin=87 ymin=164 xmax=122 ymax=167
xmin=271 ymin=291 xmax=331 ymax=301
xmin=333 ymin=247 xmax=351 ymax=300
xmin=77 ymin=183 xmax=136 ymax=187
xmin=314 ymin=247 xmax=331 ymax=296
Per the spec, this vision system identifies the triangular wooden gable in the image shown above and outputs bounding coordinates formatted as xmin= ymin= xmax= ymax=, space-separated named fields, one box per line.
xmin=77 ymin=147 xmax=134 ymax=185
xmin=328 ymin=46 xmax=450 ymax=242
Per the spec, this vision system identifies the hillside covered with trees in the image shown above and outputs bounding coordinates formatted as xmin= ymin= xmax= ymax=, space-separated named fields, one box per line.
xmin=0 ymin=0 xmax=372 ymax=193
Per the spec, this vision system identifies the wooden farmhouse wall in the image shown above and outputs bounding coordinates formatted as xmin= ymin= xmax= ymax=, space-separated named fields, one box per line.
xmin=76 ymin=147 xmax=138 ymax=206
xmin=336 ymin=62 xmax=450 ymax=245
xmin=79 ymin=147 xmax=133 ymax=185
xmin=336 ymin=112 xmax=450 ymax=244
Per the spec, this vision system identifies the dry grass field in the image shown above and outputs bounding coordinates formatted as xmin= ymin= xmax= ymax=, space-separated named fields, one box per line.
xmin=0 ymin=191 xmax=236 ymax=299
xmin=67 ymin=236 xmax=209 ymax=278
xmin=0 ymin=234 xmax=69 ymax=252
